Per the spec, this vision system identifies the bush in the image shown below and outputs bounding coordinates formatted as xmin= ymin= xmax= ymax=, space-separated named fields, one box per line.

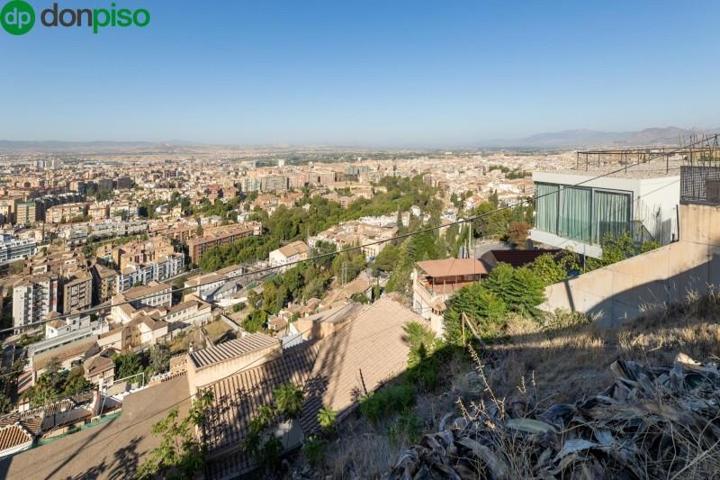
xmin=243 ymin=310 xmax=267 ymax=333
xmin=529 ymin=253 xmax=567 ymax=286
xmin=388 ymin=411 xmax=423 ymax=445
xmin=303 ymin=435 xmax=326 ymax=467
xmin=444 ymin=283 xmax=507 ymax=345
xmin=317 ymin=406 xmax=337 ymax=431
xmin=359 ymin=384 xmax=415 ymax=423
xmin=484 ymin=263 xmax=545 ymax=319
xmin=404 ymin=321 xmax=444 ymax=391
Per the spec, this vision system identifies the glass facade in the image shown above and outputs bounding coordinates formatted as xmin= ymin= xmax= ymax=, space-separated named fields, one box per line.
xmin=534 ymin=182 xmax=631 ymax=245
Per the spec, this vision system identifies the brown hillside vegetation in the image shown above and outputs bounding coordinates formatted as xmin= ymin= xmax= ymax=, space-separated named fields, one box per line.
xmin=486 ymin=291 xmax=720 ymax=403
xmin=385 ymin=291 xmax=720 ymax=480
xmin=290 ymin=292 xmax=720 ymax=479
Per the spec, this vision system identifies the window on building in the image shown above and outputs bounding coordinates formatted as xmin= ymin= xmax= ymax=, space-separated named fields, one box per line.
xmin=592 ymin=190 xmax=630 ymax=244
xmin=534 ymin=182 xmax=631 ymax=245
xmin=535 ymin=183 xmax=559 ymax=234
xmin=558 ymin=186 xmax=591 ymax=243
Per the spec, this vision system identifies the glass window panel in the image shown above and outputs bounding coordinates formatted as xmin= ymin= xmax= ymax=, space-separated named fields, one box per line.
xmin=592 ymin=190 xmax=630 ymax=244
xmin=558 ymin=186 xmax=591 ymax=242
xmin=535 ymin=183 xmax=559 ymax=234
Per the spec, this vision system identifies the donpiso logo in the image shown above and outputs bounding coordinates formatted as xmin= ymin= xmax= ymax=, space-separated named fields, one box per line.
xmin=1 ymin=0 xmax=35 ymax=35
xmin=1 ymin=1 xmax=150 ymax=35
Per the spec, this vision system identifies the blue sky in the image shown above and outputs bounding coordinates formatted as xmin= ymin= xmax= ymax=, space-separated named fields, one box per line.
xmin=2 ymin=0 xmax=719 ymax=146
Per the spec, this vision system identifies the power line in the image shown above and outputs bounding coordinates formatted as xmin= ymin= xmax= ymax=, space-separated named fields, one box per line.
xmin=12 ymin=133 xmax=719 ymax=477
xmin=5 ymin=134 xmax=715 ymax=338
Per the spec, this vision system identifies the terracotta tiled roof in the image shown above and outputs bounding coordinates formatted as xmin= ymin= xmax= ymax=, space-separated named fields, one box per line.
xmin=189 ymin=333 xmax=279 ymax=369
xmin=416 ymin=258 xmax=487 ymax=277
xmin=84 ymin=355 xmax=114 ymax=376
xmin=277 ymin=240 xmax=309 ymax=258
xmin=310 ymin=297 xmax=421 ymax=413
xmin=202 ymin=343 xmax=321 ymax=455
xmin=204 ymin=298 xmax=424 ymax=478
xmin=0 ymin=424 xmax=32 ymax=452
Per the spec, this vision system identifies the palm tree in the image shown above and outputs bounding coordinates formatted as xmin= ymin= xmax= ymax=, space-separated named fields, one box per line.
xmin=317 ymin=407 xmax=337 ymax=431
xmin=273 ymin=383 xmax=304 ymax=419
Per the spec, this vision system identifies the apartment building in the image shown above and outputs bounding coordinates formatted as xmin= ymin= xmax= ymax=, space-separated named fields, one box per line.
xmin=14 ymin=200 xmax=37 ymax=226
xmin=91 ymin=263 xmax=118 ymax=304
xmin=187 ymin=222 xmax=262 ymax=264
xmin=113 ymin=281 xmax=172 ymax=313
xmin=118 ymin=253 xmax=184 ymax=291
xmin=260 ymin=175 xmax=289 ymax=193
xmin=60 ymin=271 xmax=93 ymax=315
xmin=0 ymin=199 xmax=14 ymax=224
xmin=88 ymin=203 xmax=109 ymax=221
xmin=12 ymin=274 xmax=59 ymax=328
xmin=46 ymin=203 xmax=88 ymax=224
xmin=241 ymin=176 xmax=261 ymax=193
xmin=268 ymin=240 xmax=310 ymax=271
xmin=0 ymin=234 xmax=37 ymax=265
xmin=112 ymin=236 xmax=175 ymax=270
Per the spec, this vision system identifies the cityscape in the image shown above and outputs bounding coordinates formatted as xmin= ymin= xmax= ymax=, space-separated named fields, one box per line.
xmin=1 ymin=1 xmax=720 ymax=479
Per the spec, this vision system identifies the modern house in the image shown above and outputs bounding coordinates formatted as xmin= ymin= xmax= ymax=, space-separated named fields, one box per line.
xmin=539 ymin=162 xmax=720 ymax=325
xmin=412 ymin=258 xmax=487 ymax=335
xmin=531 ymin=170 xmax=680 ymax=258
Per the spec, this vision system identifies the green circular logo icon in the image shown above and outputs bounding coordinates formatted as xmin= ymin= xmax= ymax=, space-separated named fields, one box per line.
xmin=1 ymin=0 xmax=35 ymax=35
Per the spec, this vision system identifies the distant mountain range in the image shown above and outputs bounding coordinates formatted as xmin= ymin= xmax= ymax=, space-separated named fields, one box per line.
xmin=485 ymin=127 xmax=714 ymax=149
xmin=0 ymin=127 xmax=716 ymax=152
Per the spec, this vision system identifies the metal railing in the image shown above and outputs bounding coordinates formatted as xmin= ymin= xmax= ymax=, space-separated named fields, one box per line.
xmin=680 ymin=165 xmax=720 ymax=205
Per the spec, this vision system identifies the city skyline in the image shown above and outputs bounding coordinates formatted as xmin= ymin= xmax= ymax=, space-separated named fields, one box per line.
xmin=2 ymin=0 xmax=720 ymax=146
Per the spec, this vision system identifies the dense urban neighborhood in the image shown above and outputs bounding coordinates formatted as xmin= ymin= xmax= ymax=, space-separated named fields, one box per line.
xmin=2 ymin=0 xmax=719 ymax=478
xmin=0 ymin=137 xmax=717 ymax=479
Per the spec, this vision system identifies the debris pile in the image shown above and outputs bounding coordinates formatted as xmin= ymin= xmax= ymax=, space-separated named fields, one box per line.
xmin=388 ymin=353 xmax=720 ymax=479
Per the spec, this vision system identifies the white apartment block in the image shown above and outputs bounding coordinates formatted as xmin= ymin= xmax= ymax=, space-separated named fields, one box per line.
xmin=12 ymin=275 xmax=59 ymax=329
xmin=118 ymin=253 xmax=185 ymax=292
xmin=0 ymin=234 xmax=37 ymax=265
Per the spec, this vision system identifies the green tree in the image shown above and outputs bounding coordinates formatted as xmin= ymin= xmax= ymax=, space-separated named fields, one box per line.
xmin=484 ymin=263 xmax=545 ymax=318
xmin=529 ymin=253 xmax=568 ymax=286
xmin=273 ymin=383 xmax=305 ymax=419
xmin=317 ymin=406 xmax=337 ymax=431
xmin=444 ymin=283 xmax=507 ymax=344
xmin=149 ymin=345 xmax=171 ymax=376
xmin=136 ymin=390 xmax=215 ymax=480
xmin=113 ymin=352 xmax=143 ymax=380
xmin=372 ymin=243 xmax=400 ymax=274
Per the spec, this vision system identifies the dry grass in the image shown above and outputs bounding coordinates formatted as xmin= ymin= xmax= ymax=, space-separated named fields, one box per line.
xmin=485 ymin=291 xmax=720 ymax=403
xmin=203 ymin=319 xmax=232 ymax=342
xmin=297 ymin=292 xmax=720 ymax=478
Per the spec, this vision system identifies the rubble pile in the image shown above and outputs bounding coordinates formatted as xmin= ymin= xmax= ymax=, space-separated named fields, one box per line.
xmin=388 ymin=353 xmax=720 ymax=479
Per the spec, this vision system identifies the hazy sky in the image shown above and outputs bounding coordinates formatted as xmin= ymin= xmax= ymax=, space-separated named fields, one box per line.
xmin=2 ymin=0 xmax=720 ymax=146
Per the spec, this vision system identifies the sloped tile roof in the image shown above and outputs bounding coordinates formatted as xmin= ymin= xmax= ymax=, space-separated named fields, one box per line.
xmin=189 ymin=333 xmax=280 ymax=370
xmin=0 ymin=424 xmax=32 ymax=452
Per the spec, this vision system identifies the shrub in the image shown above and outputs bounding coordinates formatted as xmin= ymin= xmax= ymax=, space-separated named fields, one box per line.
xmin=484 ymin=263 xmax=545 ymax=319
xmin=529 ymin=253 xmax=568 ymax=286
xmin=359 ymin=384 xmax=415 ymax=423
xmin=303 ymin=435 xmax=326 ymax=467
xmin=243 ymin=310 xmax=267 ymax=333
xmin=388 ymin=411 xmax=423 ymax=445
xmin=317 ymin=406 xmax=337 ymax=431
xmin=444 ymin=283 xmax=507 ymax=345
xmin=404 ymin=321 xmax=444 ymax=391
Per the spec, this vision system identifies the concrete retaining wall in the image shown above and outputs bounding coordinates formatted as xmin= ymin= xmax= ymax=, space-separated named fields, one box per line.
xmin=540 ymin=203 xmax=720 ymax=326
